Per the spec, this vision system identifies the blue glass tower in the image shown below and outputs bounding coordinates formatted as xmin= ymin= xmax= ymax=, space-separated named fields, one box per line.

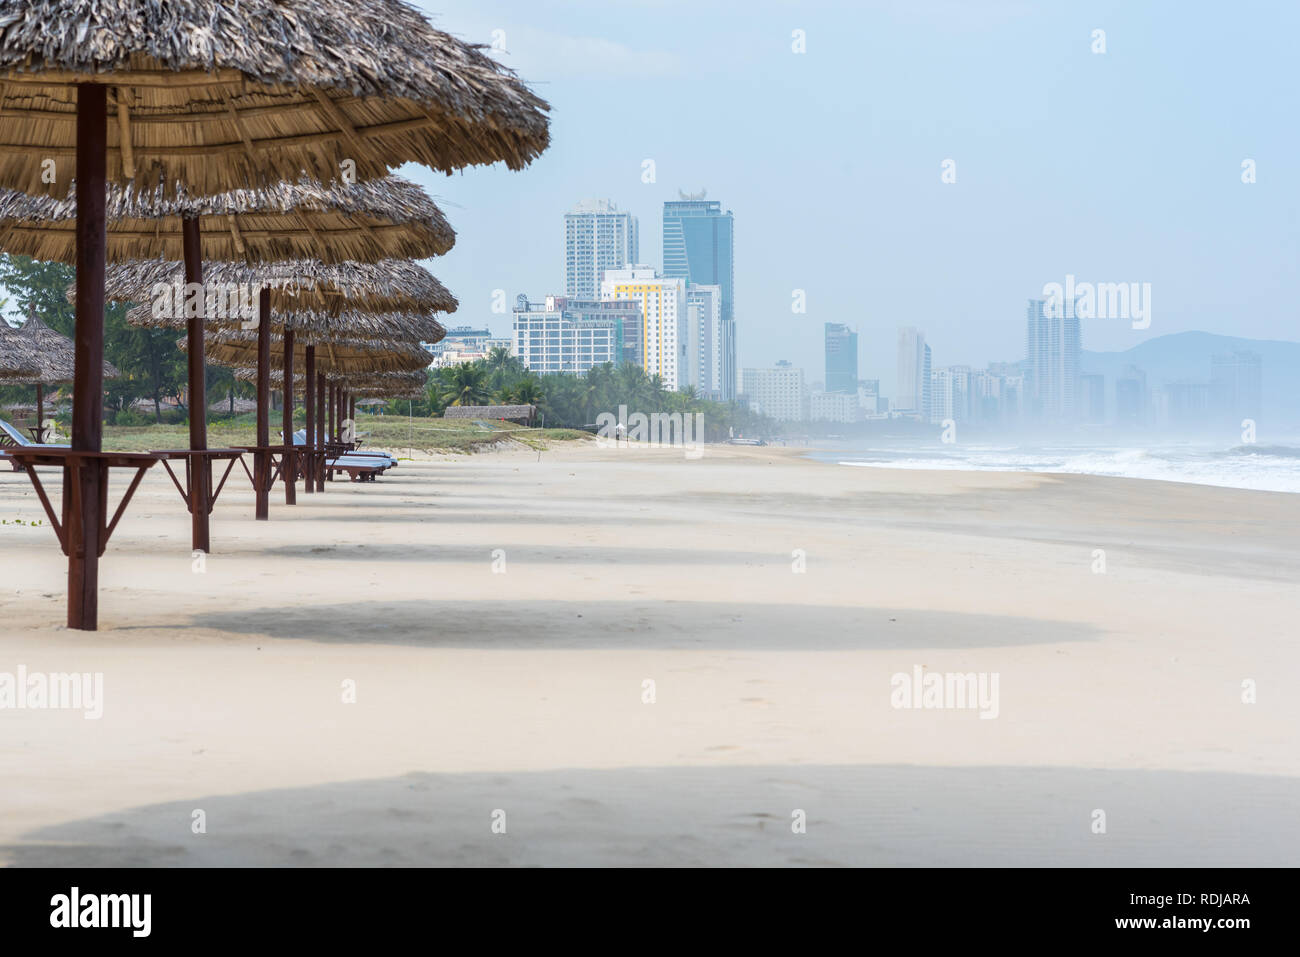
xmin=662 ymin=197 xmax=734 ymax=323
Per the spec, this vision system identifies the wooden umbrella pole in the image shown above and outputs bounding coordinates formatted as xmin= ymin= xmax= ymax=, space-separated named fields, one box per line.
xmin=303 ymin=345 xmax=315 ymax=495
xmin=282 ymin=327 xmax=296 ymax=505
xmin=327 ymin=381 xmax=335 ymax=443
xmin=255 ymin=286 xmax=271 ymax=520
xmin=315 ymin=374 xmax=325 ymax=492
xmin=35 ymin=382 xmax=43 ymax=436
xmin=67 ymin=83 xmax=107 ymax=632
xmin=348 ymin=393 xmax=355 ymax=438
xmin=181 ymin=214 xmax=211 ymax=551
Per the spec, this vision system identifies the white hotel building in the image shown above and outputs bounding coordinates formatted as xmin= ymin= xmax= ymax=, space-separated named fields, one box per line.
xmin=742 ymin=361 xmax=807 ymax=422
xmin=512 ymin=295 xmax=620 ymax=375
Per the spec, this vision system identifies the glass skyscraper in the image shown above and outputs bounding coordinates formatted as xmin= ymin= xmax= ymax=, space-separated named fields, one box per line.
xmin=662 ymin=198 xmax=734 ymax=322
xmin=824 ymin=322 xmax=858 ymax=393
xmin=663 ymin=196 xmax=736 ymax=398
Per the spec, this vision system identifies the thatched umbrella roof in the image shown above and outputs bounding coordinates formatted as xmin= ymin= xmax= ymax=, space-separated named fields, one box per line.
xmin=232 ymin=366 xmax=428 ymax=398
xmin=0 ymin=321 xmax=41 ymax=379
xmin=0 ymin=306 xmax=118 ymax=383
xmin=0 ymin=0 xmax=550 ymax=199
xmin=0 ymin=175 xmax=456 ymax=264
xmin=126 ymin=303 xmax=447 ymax=345
xmin=91 ymin=257 xmax=457 ymax=317
xmin=190 ymin=330 xmax=432 ymax=375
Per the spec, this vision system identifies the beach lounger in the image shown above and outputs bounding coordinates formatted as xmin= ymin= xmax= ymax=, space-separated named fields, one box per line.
xmin=291 ymin=429 xmax=397 ymax=466
xmin=325 ymin=455 xmax=389 ymax=482
xmin=0 ymin=419 xmax=69 ymax=470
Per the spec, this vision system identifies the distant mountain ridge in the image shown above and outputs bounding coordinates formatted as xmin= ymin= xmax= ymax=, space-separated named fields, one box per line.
xmin=1081 ymin=331 xmax=1300 ymax=425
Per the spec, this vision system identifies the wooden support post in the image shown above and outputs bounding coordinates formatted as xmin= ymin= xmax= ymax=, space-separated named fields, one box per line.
xmin=68 ymin=83 xmax=107 ymax=631
xmin=35 ymin=382 xmax=43 ymax=436
xmin=348 ymin=394 xmax=355 ymax=438
xmin=303 ymin=345 xmax=315 ymax=495
xmin=327 ymin=381 xmax=335 ymax=443
xmin=255 ymin=286 xmax=271 ymax=520
xmin=282 ymin=327 xmax=296 ymax=505
xmin=315 ymin=375 xmax=325 ymax=492
xmin=182 ymin=214 xmax=210 ymax=551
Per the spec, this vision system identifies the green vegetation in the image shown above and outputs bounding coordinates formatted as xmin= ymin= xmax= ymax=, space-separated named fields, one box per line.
xmin=0 ymin=254 xmax=219 ymax=423
xmin=3 ymin=252 xmax=774 ymax=445
xmin=398 ymin=350 xmax=772 ymax=440
xmin=94 ymin=410 xmax=586 ymax=455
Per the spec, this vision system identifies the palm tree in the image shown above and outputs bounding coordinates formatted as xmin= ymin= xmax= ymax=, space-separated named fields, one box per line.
xmin=485 ymin=344 xmax=520 ymax=374
xmin=504 ymin=376 xmax=544 ymax=407
xmin=439 ymin=362 xmax=491 ymax=407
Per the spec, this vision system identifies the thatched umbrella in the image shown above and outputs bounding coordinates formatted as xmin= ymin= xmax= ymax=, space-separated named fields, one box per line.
xmin=236 ymin=368 xmax=429 ymax=399
xmin=0 ymin=305 xmax=119 ymax=432
xmin=16 ymin=176 xmax=453 ymax=536
xmin=99 ymin=257 xmax=457 ymax=316
xmin=126 ymin=304 xmax=450 ymax=344
xmin=192 ymin=332 xmax=433 ymax=375
xmin=84 ymin=256 xmax=453 ymax=512
xmin=0 ymin=0 xmax=549 ymax=630
xmin=7 ymin=174 xmax=451 ymax=529
xmin=0 ymin=176 xmax=456 ymax=264
xmin=0 ymin=1 xmax=550 ymax=200
xmin=0 ymin=321 xmax=41 ymax=380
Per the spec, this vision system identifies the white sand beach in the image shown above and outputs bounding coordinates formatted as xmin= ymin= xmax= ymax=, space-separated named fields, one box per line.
xmin=1 ymin=442 xmax=1297 ymax=866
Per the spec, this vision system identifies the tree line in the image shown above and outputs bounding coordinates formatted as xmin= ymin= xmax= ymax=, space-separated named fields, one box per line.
xmin=2 ymin=253 xmax=774 ymax=439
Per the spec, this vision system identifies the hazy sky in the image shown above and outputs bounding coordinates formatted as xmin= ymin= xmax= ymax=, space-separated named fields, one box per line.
xmin=399 ymin=0 xmax=1298 ymax=397
xmin=0 ymin=2 xmax=1292 ymax=399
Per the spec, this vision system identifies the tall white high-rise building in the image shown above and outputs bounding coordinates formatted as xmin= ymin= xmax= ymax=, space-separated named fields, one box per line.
xmin=1025 ymin=298 xmax=1081 ymax=421
xmin=682 ymin=284 xmax=723 ymax=399
xmin=896 ymin=326 xmax=931 ymax=420
xmin=565 ymin=199 xmax=639 ymax=300
xmin=601 ymin=266 xmax=686 ymax=389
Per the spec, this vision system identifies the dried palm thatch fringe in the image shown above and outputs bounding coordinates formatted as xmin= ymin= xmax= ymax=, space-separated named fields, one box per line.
xmin=126 ymin=302 xmax=447 ymax=344
xmin=87 ymin=257 xmax=458 ymax=316
xmin=0 ymin=305 xmax=119 ymax=382
xmin=232 ymin=366 xmax=428 ymax=399
xmin=187 ymin=331 xmax=432 ymax=375
xmin=0 ymin=321 xmax=41 ymax=378
xmin=0 ymin=175 xmax=455 ymax=264
xmin=0 ymin=0 xmax=550 ymax=198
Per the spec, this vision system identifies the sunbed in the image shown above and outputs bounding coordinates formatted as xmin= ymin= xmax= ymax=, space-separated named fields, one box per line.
xmin=0 ymin=419 xmax=69 ymax=470
xmin=290 ymin=429 xmax=397 ymax=466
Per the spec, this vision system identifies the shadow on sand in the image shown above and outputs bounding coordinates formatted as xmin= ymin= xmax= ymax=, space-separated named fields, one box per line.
xmin=6 ymin=764 xmax=1295 ymax=866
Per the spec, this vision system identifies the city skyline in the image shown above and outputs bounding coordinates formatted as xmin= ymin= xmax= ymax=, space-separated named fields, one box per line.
xmin=380 ymin=0 xmax=1298 ymax=402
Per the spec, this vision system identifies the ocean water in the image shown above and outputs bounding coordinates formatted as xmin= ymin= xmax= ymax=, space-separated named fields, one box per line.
xmin=812 ymin=442 xmax=1300 ymax=494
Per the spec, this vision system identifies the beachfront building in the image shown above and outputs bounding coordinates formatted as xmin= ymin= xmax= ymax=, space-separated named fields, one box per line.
xmin=857 ymin=379 xmax=885 ymax=416
xmin=565 ymin=199 xmax=638 ymax=300
xmin=512 ymin=294 xmax=625 ymax=375
xmin=424 ymin=327 xmax=511 ymax=369
xmin=896 ymin=326 xmax=931 ymax=421
xmin=663 ymin=195 xmax=737 ymax=400
xmin=809 ymin=389 xmax=860 ymax=423
xmin=681 ymin=283 xmax=724 ymax=399
xmin=742 ymin=360 xmax=807 ymax=422
xmin=425 ymin=326 xmax=490 ymax=359
xmin=601 ymin=266 xmax=686 ymax=389
xmin=824 ymin=322 xmax=858 ymax=394
xmin=1025 ymin=297 xmax=1081 ymax=422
